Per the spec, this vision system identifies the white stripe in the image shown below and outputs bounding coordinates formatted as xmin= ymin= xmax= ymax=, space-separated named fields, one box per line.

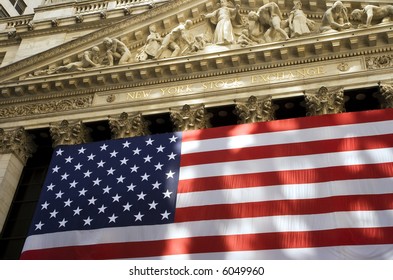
xmin=23 ymin=210 xmax=393 ymax=251
xmin=176 ymin=177 xmax=393 ymax=208
xmin=181 ymin=120 xmax=393 ymax=154
xmin=132 ymin=244 xmax=393 ymax=260
xmin=179 ymin=147 xmax=393 ymax=180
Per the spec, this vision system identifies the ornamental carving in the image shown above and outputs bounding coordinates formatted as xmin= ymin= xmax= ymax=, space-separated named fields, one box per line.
xmin=0 ymin=96 xmax=93 ymax=118
xmin=108 ymin=112 xmax=150 ymax=139
xmin=366 ymin=55 xmax=393 ymax=70
xmin=170 ymin=104 xmax=211 ymax=131
xmin=305 ymin=86 xmax=345 ymax=116
xmin=49 ymin=120 xmax=91 ymax=147
xmin=235 ymin=95 xmax=275 ymax=124
xmin=0 ymin=127 xmax=37 ymax=165
xmin=377 ymin=82 xmax=393 ymax=109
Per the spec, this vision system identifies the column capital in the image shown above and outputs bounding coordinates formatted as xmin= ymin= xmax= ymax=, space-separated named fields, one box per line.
xmin=235 ymin=95 xmax=276 ymax=124
xmin=378 ymin=82 xmax=393 ymax=109
xmin=108 ymin=112 xmax=150 ymax=139
xmin=0 ymin=127 xmax=37 ymax=165
xmin=49 ymin=120 xmax=91 ymax=147
xmin=305 ymin=86 xmax=345 ymax=116
xmin=170 ymin=104 xmax=211 ymax=131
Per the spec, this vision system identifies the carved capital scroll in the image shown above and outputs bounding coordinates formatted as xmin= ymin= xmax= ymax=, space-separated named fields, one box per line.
xmin=305 ymin=86 xmax=345 ymax=116
xmin=378 ymin=82 xmax=393 ymax=109
xmin=49 ymin=120 xmax=91 ymax=147
xmin=0 ymin=127 xmax=37 ymax=165
xmin=170 ymin=104 xmax=211 ymax=131
xmin=235 ymin=95 xmax=275 ymax=124
xmin=108 ymin=112 xmax=150 ymax=139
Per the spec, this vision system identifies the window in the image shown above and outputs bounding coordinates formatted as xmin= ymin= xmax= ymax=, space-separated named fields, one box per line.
xmin=0 ymin=5 xmax=10 ymax=18
xmin=7 ymin=0 xmax=27 ymax=15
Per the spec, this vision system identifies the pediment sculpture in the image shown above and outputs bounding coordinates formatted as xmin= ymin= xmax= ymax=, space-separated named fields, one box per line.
xmin=30 ymin=1 xmax=393 ymax=76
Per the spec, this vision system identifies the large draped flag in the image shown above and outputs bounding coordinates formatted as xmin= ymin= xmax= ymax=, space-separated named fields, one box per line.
xmin=21 ymin=108 xmax=393 ymax=259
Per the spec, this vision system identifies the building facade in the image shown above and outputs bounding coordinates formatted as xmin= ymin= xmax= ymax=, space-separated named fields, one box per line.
xmin=1 ymin=0 xmax=393 ymax=259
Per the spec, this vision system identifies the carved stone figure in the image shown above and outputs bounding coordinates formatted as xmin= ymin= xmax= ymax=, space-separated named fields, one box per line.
xmin=155 ymin=20 xmax=194 ymax=58
xmin=190 ymin=34 xmax=207 ymax=52
xmin=351 ymin=5 xmax=393 ymax=28
xmin=247 ymin=11 xmax=265 ymax=43
xmin=203 ymin=0 xmax=240 ymax=45
xmin=255 ymin=2 xmax=289 ymax=42
xmin=305 ymin=86 xmax=345 ymax=116
xmin=237 ymin=29 xmax=256 ymax=47
xmin=136 ymin=25 xmax=163 ymax=61
xmin=235 ymin=95 xmax=275 ymax=123
xmin=170 ymin=104 xmax=211 ymax=131
xmin=320 ymin=1 xmax=351 ymax=33
xmin=288 ymin=1 xmax=315 ymax=38
xmin=49 ymin=120 xmax=90 ymax=147
xmin=103 ymin=37 xmax=132 ymax=65
xmin=108 ymin=112 xmax=150 ymax=139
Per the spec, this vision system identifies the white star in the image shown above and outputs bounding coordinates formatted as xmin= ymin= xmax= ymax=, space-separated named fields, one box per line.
xmin=143 ymin=155 xmax=152 ymax=162
xmin=64 ymin=198 xmax=73 ymax=207
xmin=35 ymin=221 xmax=44 ymax=230
xmin=167 ymin=152 xmax=177 ymax=160
xmin=49 ymin=209 xmax=58 ymax=218
xmin=108 ymin=214 xmax=118 ymax=223
xmin=169 ymin=135 xmax=178 ymax=142
xmin=156 ymin=145 xmax=165 ymax=153
xmin=155 ymin=162 xmax=163 ymax=170
xmin=137 ymin=191 xmax=146 ymax=200
xmin=56 ymin=148 xmax=64 ymax=156
xmin=84 ymin=170 xmax=92 ymax=178
xmin=126 ymin=183 xmax=136 ymax=192
xmin=112 ymin=194 xmax=121 ymax=202
xmin=79 ymin=188 xmax=87 ymax=196
xmin=134 ymin=212 xmax=144 ymax=221
xmin=69 ymin=180 xmax=78 ymax=188
xmin=130 ymin=165 xmax=139 ymax=173
xmin=110 ymin=150 xmax=118 ymax=158
xmin=52 ymin=165 xmax=60 ymax=173
xmin=123 ymin=203 xmax=132 ymax=211
xmin=73 ymin=207 xmax=82 ymax=216
xmin=100 ymin=144 xmax=108 ymax=151
xmin=141 ymin=173 xmax=150 ymax=181
xmin=65 ymin=156 xmax=73 ymax=163
xmin=93 ymin=177 xmax=102 ymax=186
xmin=145 ymin=138 xmax=154 ymax=145
xmin=161 ymin=210 xmax=171 ymax=220
xmin=78 ymin=147 xmax=86 ymax=154
xmin=58 ymin=218 xmax=68 ymax=228
xmin=116 ymin=175 xmax=125 ymax=183
xmin=122 ymin=141 xmax=131 ymax=148
xmin=88 ymin=196 xmax=97 ymax=205
xmin=152 ymin=181 xmax=161 ymax=189
xmin=87 ymin=153 xmax=96 ymax=161
xmin=41 ymin=201 xmax=50 ymax=210
xmin=83 ymin=216 xmax=93 ymax=226
xmin=47 ymin=183 xmax=55 ymax=191
xmin=163 ymin=189 xmax=173 ymax=198
xmin=74 ymin=163 xmax=83 ymax=170
xmin=133 ymin=147 xmax=141 ymax=155
xmin=148 ymin=201 xmax=158 ymax=210
xmin=103 ymin=186 xmax=111 ymax=194
xmin=97 ymin=160 xmax=105 ymax=168
xmin=166 ymin=170 xmax=175 ymax=179
xmin=98 ymin=204 xmax=107 ymax=213
xmin=107 ymin=167 xmax=115 ymax=175
xmin=120 ymin=157 xmax=129 ymax=165
xmin=55 ymin=190 xmax=64 ymax=199
xmin=61 ymin=172 xmax=69 ymax=180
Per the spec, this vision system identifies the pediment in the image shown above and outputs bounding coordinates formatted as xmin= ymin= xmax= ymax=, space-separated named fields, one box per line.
xmin=1 ymin=0 xmax=393 ymax=98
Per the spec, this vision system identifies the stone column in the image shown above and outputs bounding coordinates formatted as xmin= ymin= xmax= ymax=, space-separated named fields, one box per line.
xmin=49 ymin=119 xmax=91 ymax=147
xmin=377 ymin=82 xmax=393 ymax=109
xmin=234 ymin=95 xmax=276 ymax=124
xmin=304 ymin=86 xmax=345 ymax=116
xmin=170 ymin=104 xmax=211 ymax=131
xmin=0 ymin=127 xmax=36 ymax=232
xmin=108 ymin=112 xmax=150 ymax=139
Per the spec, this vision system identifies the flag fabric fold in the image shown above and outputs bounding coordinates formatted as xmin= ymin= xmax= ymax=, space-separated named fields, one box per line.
xmin=21 ymin=109 xmax=393 ymax=259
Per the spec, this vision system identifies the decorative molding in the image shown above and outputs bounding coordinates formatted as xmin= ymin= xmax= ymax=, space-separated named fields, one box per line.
xmin=49 ymin=119 xmax=91 ymax=147
xmin=366 ymin=54 xmax=393 ymax=70
xmin=0 ymin=127 xmax=37 ymax=165
xmin=305 ymin=86 xmax=345 ymax=116
xmin=170 ymin=104 xmax=211 ymax=131
xmin=108 ymin=112 xmax=150 ymax=139
xmin=235 ymin=95 xmax=275 ymax=124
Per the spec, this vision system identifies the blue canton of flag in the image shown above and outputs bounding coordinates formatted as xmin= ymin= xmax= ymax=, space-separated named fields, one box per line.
xmin=29 ymin=132 xmax=182 ymax=235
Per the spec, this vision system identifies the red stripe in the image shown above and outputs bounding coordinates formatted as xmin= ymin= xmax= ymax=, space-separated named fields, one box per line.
xmin=180 ymin=134 xmax=393 ymax=167
xmin=175 ymin=193 xmax=393 ymax=222
xmin=20 ymin=227 xmax=393 ymax=259
xmin=178 ymin=162 xmax=393 ymax=193
xmin=182 ymin=109 xmax=393 ymax=142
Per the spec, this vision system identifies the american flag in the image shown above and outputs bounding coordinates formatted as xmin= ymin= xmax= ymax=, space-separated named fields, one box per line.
xmin=21 ymin=109 xmax=393 ymax=259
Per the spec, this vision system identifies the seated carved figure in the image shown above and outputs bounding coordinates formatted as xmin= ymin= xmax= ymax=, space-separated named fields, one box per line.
xmin=320 ymin=1 xmax=351 ymax=33
xmin=351 ymin=5 xmax=393 ymax=28
xmin=103 ymin=37 xmax=132 ymax=65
